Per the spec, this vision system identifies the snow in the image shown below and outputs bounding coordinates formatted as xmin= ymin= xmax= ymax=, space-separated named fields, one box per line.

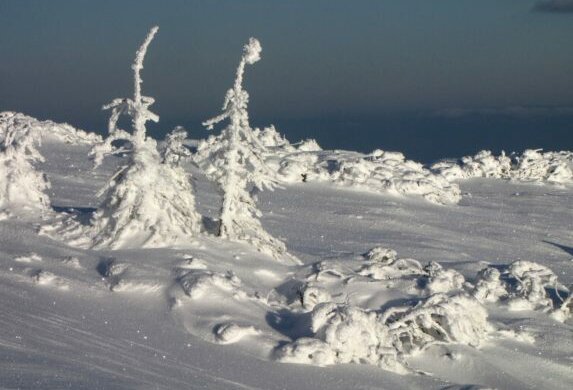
xmin=1 ymin=122 xmax=572 ymax=388
xmin=1 ymin=97 xmax=573 ymax=390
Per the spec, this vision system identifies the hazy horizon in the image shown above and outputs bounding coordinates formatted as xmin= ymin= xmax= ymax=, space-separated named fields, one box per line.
xmin=1 ymin=0 xmax=572 ymax=162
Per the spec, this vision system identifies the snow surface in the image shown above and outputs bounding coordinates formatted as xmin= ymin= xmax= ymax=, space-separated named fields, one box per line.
xmin=0 ymin=119 xmax=572 ymax=389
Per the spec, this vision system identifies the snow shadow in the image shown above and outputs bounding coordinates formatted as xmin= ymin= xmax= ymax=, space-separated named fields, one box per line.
xmin=52 ymin=205 xmax=96 ymax=226
xmin=544 ymin=240 xmax=573 ymax=257
xmin=265 ymin=309 xmax=313 ymax=341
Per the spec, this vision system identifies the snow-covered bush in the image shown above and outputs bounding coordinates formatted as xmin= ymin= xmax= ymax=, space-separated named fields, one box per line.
xmin=0 ymin=111 xmax=51 ymax=214
xmin=512 ymin=149 xmax=573 ymax=184
xmin=421 ymin=261 xmax=466 ymax=294
xmin=44 ymin=26 xmax=202 ymax=249
xmin=277 ymin=293 xmax=490 ymax=373
xmin=199 ymin=38 xmax=297 ymax=263
xmin=432 ymin=149 xmax=573 ymax=184
xmin=472 ymin=261 xmax=564 ymax=312
xmin=382 ymin=293 xmax=490 ymax=354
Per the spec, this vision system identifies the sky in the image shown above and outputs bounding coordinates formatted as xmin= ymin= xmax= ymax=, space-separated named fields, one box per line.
xmin=1 ymin=0 xmax=572 ymax=162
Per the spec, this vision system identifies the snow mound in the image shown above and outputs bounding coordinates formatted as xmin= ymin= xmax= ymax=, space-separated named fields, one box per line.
xmin=213 ymin=322 xmax=260 ymax=344
xmin=14 ymin=253 xmax=43 ymax=263
xmin=177 ymin=269 xmax=245 ymax=300
xmin=359 ymin=247 xmax=424 ymax=280
xmin=432 ymin=149 xmax=573 ymax=184
xmin=277 ymin=293 xmax=490 ymax=373
xmin=31 ymin=270 xmax=70 ymax=290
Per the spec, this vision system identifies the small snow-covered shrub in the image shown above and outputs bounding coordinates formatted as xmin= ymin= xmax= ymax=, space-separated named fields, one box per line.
xmin=512 ymin=149 xmax=573 ymax=184
xmin=472 ymin=261 xmax=565 ymax=312
xmin=504 ymin=261 xmax=560 ymax=311
xmin=0 ymin=112 xmax=51 ymax=213
xmin=359 ymin=247 xmax=424 ymax=280
xmin=422 ymin=261 xmax=466 ymax=295
xmin=432 ymin=150 xmax=512 ymax=181
xmin=382 ymin=294 xmax=490 ymax=354
xmin=472 ymin=267 xmax=507 ymax=303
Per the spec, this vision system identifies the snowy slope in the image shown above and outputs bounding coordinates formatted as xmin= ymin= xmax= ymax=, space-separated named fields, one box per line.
xmin=1 ymin=133 xmax=572 ymax=389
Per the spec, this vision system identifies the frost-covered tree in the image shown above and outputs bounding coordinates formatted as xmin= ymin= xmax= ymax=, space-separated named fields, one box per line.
xmin=53 ymin=26 xmax=202 ymax=249
xmin=202 ymin=38 xmax=297 ymax=263
xmin=0 ymin=112 xmax=51 ymax=214
xmin=162 ymin=126 xmax=192 ymax=166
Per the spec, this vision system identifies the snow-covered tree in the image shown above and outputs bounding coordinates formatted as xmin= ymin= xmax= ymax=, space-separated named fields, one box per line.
xmin=53 ymin=26 xmax=202 ymax=249
xmin=162 ymin=126 xmax=192 ymax=166
xmin=202 ymin=38 xmax=297 ymax=263
xmin=0 ymin=111 xmax=51 ymax=215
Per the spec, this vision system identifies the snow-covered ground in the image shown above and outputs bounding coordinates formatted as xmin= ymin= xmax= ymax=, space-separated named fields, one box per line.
xmin=0 ymin=126 xmax=572 ymax=389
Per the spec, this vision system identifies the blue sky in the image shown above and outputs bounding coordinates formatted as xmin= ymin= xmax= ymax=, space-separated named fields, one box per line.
xmin=1 ymin=0 xmax=572 ymax=161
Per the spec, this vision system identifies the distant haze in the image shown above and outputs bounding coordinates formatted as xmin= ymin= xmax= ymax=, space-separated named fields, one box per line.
xmin=1 ymin=0 xmax=572 ymax=162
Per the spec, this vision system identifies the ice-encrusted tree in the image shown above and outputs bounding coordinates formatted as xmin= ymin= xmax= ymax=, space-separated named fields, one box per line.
xmin=202 ymin=38 xmax=297 ymax=263
xmin=58 ymin=26 xmax=202 ymax=249
xmin=0 ymin=112 xmax=51 ymax=214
